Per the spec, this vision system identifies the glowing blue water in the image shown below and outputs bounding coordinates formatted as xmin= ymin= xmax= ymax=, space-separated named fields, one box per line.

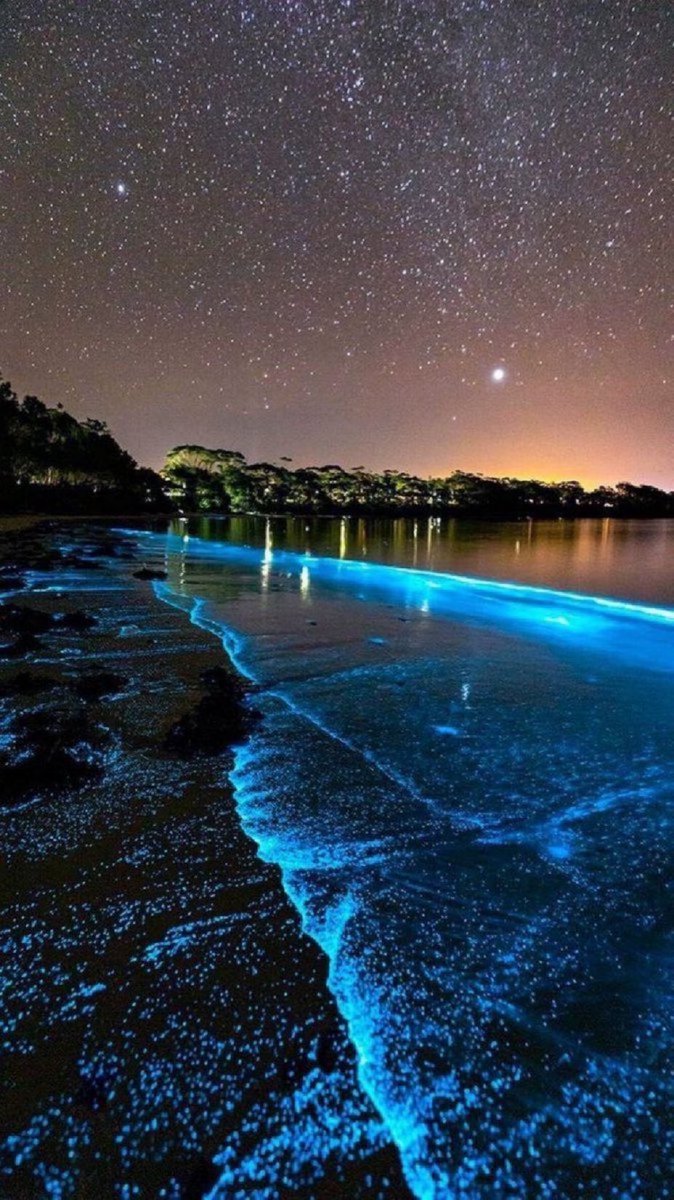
xmin=132 ymin=529 xmax=674 ymax=1198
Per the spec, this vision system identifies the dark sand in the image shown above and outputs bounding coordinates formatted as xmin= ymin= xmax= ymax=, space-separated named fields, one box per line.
xmin=0 ymin=523 xmax=411 ymax=1198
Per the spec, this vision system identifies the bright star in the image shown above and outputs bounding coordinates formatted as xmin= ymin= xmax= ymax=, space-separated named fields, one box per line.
xmin=491 ymin=367 xmax=506 ymax=382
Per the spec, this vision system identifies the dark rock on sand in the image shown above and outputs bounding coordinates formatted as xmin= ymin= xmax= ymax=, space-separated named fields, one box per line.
xmin=94 ymin=537 xmax=122 ymax=557
xmin=55 ymin=609 xmax=98 ymax=631
xmin=0 ymin=633 xmax=42 ymax=659
xmin=28 ymin=552 xmax=62 ymax=571
xmin=165 ymin=665 xmax=261 ymax=757
xmin=0 ymin=602 xmax=97 ymax=639
xmin=0 ymin=603 xmax=55 ymax=636
xmin=0 ymin=707 xmax=105 ymax=806
xmin=0 ymin=671 xmax=61 ymax=697
xmin=132 ymin=567 xmax=167 ymax=581
xmin=94 ymin=536 xmax=138 ymax=558
xmin=73 ymin=671 xmax=127 ymax=702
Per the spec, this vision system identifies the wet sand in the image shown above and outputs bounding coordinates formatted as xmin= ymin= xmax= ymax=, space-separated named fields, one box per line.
xmin=0 ymin=524 xmax=410 ymax=1198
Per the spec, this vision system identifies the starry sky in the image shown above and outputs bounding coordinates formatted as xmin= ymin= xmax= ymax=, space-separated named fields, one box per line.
xmin=1 ymin=1 xmax=672 ymax=487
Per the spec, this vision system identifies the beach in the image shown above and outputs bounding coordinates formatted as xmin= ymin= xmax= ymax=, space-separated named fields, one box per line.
xmin=0 ymin=522 xmax=410 ymax=1198
xmin=3 ymin=516 xmax=673 ymax=1198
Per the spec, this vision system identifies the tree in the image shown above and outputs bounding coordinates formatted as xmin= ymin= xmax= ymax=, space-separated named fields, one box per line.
xmin=157 ymin=442 xmax=674 ymax=519
xmin=0 ymin=374 xmax=171 ymax=514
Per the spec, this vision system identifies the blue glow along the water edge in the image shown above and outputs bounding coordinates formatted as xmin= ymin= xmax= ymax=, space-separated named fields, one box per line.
xmin=136 ymin=529 xmax=674 ymax=1198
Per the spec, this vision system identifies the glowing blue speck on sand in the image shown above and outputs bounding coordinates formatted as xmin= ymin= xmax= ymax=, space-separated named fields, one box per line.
xmin=137 ymin=529 xmax=674 ymax=1198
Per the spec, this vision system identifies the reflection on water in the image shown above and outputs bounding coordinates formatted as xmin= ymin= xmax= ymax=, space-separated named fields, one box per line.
xmin=174 ymin=515 xmax=674 ymax=605
xmin=137 ymin=521 xmax=674 ymax=1198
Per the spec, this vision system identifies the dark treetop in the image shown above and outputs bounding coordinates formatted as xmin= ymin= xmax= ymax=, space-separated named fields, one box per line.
xmin=0 ymin=376 xmax=166 ymax=514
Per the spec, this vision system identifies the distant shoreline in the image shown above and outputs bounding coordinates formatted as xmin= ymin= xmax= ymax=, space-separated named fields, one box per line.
xmin=3 ymin=509 xmax=674 ymax=529
xmin=3 ymin=378 xmax=673 ymax=521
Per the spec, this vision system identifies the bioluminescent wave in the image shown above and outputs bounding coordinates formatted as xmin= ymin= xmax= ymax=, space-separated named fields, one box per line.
xmin=134 ymin=529 xmax=674 ymax=1199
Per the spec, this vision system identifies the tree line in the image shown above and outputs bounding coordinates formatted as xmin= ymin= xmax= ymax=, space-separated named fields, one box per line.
xmin=1 ymin=374 xmax=672 ymax=519
xmin=0 ymin=376 xmax=166 ymax=513
xmin=163 ymin=444 xmax=674 ymax=519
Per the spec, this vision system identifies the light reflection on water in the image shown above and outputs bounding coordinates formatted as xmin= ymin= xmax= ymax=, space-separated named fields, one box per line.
xmin=142 ymin=523 xmax=674 ymax=1198
xmin=173 ymin=514 xmax=674 ymax=606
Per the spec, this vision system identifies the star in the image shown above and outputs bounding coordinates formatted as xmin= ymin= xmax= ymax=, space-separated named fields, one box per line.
xmin=0 ymin=0 xmax=669 ymax=487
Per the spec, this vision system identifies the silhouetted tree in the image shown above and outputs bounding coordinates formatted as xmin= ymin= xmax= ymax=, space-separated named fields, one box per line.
xmin=0 ymin=374 xmax=170 ymax=514
xmin=160 ymin=441 xmax=674 ymax=519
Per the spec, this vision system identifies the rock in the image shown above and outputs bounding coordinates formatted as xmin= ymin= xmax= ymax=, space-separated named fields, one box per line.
xmin=0 ymin=634 xmax=42 ymax=659
xmin=56 ymin=610 xmax=97 ymax=632
xmin=165 ymin=665 xmax=260 ymax=757
xmin=200 ymin=664 xmax=247 ymax=699
xmin=0 ymin=603 xmax=55 ymax=636
xmin=0 ymin=707 xmax=105 ymax=806
xmin=30 ymin=552 xmax=62 ymax=571
xmin=0 ymin=604 xmax=98 ymax=637
xmin=0 ymin=671 xmax=60 ymax=697
xmin=73 ymin=671 xmax=126 ymax=702
xmin=85 ymin=537 xmax=122 ymax=557
xmin=132 ymin=568 xmax=167 ymax=581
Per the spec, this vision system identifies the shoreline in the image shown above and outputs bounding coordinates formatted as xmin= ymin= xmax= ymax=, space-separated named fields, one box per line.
xmin=0 ymin=522 xmax=411 ymax=1198
xmin=3 ymin=510 xmax=674 ymax=535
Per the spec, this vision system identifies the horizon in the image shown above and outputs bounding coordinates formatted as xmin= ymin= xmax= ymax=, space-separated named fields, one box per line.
xmin=5 ymin=366 xmax=674 ymax=494
xmin=5 ymin=371 xmax=674 ymax=495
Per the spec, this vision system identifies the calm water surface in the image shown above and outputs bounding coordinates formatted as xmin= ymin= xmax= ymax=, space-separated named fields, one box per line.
xmin=135 ymin=517 xmax=673 ymax=1199
xmin=181 ymin=514 xmax=674 ymax=605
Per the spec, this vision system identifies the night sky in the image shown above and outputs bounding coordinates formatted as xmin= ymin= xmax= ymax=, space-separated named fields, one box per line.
xmin=1 ymin=1 xmax=672 ymax=486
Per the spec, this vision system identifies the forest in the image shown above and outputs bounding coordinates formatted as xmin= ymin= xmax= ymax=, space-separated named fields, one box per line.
xmin=163 ymin=444 xmax=674 ymax=519
xmin=1 ymin=375 xmax=672 ymax=519
xmin=0 ymin=377 xmax=166 ymax=513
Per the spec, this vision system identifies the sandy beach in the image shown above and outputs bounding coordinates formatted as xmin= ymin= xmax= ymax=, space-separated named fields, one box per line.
xmin=0 ymin=523 xmax=410 ymax=1198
